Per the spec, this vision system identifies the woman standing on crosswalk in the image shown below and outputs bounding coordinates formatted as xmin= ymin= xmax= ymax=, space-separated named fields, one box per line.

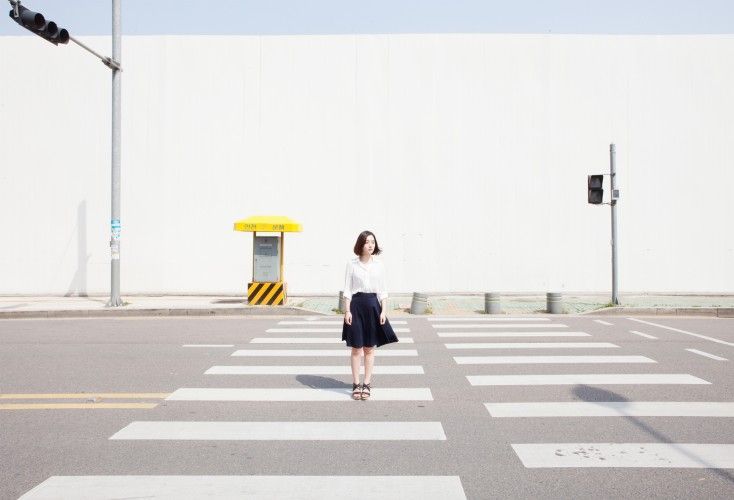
xmin=342 ymin=230 xmax=399 ymax=400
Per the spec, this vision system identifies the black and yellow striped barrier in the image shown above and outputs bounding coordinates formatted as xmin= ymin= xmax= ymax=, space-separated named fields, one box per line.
xmin=248 ymin=281 xmax=285 ymax=305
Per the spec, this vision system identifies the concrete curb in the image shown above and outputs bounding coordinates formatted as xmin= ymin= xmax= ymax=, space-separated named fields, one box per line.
xmin=0 ymin=306 xmax=328 ymax=320
xmin=583 ymin=307 xmax=734 ymax=317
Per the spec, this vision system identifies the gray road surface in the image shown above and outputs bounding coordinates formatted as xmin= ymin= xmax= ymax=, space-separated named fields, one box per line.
xmin=1 ymin=315 xmax=733 ymax=499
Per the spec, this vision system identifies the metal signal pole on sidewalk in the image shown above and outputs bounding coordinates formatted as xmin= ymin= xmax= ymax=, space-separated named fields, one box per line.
xmin=108 ymin=0 xmax=122 ymax=306
xmin=610 ymin=144 xmax=619 ymax=305
xmin=8 ymin=0 xmax=123 ymax=306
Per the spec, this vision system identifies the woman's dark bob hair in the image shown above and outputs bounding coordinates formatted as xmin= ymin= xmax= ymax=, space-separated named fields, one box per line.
xmin=353 ymin=230 xmax=382 ymax=256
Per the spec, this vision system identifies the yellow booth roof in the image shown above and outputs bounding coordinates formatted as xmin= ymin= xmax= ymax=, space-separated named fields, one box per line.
xmin=233 ymin=215 xmax=303 ymax=232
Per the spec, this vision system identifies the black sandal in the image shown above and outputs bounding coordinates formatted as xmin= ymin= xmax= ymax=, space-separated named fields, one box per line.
xmin=352 ymin=383 xmax=362 ymax=400
xmin=360 ymin=383 xmax=371 ymax=400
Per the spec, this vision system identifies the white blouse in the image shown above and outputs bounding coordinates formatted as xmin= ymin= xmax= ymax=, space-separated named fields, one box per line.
xmin=343 ymin=256 xmax=388 ymax=301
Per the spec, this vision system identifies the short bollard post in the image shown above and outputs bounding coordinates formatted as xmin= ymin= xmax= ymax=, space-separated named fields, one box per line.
xmin=410 ymin=292 xmax=428 ymax=314
xmin=338 ymin=291 xmax=345 ymax=313
xmin=547 ymin=292 xmax=563 ymax=314
xmin=485 ymin=293 xmax=501 ymax=314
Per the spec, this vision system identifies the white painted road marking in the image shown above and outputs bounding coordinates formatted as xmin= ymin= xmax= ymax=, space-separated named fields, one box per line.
xmin=466 ymin=373 xmax=710 ymax=386
xmin=445 ymin=342 xmax=619 ymax=349
xmin=437 ymin=331 xmax=590 ymax=338
xmin=267 ymin=328 xmax=410 ymax=333
xmin=454 ymin=355 xmax=655 ymax=365
xmin=630 ymin=330 xmax=658 ymax=339
xmin=20 ymin=476 xmax=467 ymax=500
xmin=251 ymin=337 xmax=414 ymax=344
xmin=433 ymin=324 xmax=567 ymax=329
xmin=486 ymin=401 xmax=734 ymax=417
xmin=593 ymin=320 xmax=613 ymax=326
xmin=232 ymin=349 xmax=418 ymax=357
xmin=685 ymin=348 xmax=728 ymax=361
xmin=628 ymin=318 xmax=734 ymax=347
xmin=512 ymin=443 xmax=734 ymax=468
xmin=205 ymin=365 xmax=425 ymax=375
xmin=182 ymin=344 xmax=234 ymax=347
xmin=110 ymin=421 xmax=447 ymax=440
xmin=428 ymin=317 xmax=550 ymax=322
xmin=166 ymin=387 xmax=434 ymax=401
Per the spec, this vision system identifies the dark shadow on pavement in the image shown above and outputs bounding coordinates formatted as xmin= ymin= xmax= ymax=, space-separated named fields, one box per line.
xmin=296 ymin=375 xmax=350 ymax=389
xmin=572 ymin=385 xmax=734 ymax=484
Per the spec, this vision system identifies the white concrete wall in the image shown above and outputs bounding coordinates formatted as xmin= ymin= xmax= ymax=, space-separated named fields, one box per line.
xmin=1 ymin=34 xmax=733 ymax=295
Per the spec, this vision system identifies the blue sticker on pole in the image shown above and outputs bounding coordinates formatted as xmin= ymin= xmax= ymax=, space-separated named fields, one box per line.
xmin=111 ymin=219 xmax=121 ymax=241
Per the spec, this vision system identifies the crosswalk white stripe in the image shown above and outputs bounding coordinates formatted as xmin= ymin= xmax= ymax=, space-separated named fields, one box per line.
xmin=467 ymin=374 xmax=710 ymax=386
xmin=20 ymin=476 xmax=467 ymax=500
xmin=110 ymin=421 xmax=446 ymax=441
xmin=454 ymin=355 xmax=655 ymax=365
xmin=437 ymin=332 xmax=589 ymax=338
xmin=685 ymin=348 xmax=728 ymax=361
xmin=594 ymin=320 xmax=613 ymax=326
xmin=205 ymin=365 xmax=425 ymax=375
xmin=512 ymin=443 xmax=734 ymax=468
xmin=267 ymin=328 xmax=411 ymax=333
xmin=433 ymin=324 xmax=566 ymax=329
xmin=630 ymin=330 xmax=658 ymax=339
xmin=446 ymin=342 xmax=619 ymax=349
xmin=628 ymin=318 xmax=734 ymax=347
xmin=278 ymin=320 xmax=408 ymax=325
xmin=166 ymin=387 xmax=434 ymax=401
xmin=486 ymin=401 xmax=734 ymax=417
xmin=251 ymin=337 xmax=414 ymax=344
xmin=232 ymin=349 xmax=418 ymax=357
xmin=428 ymin=317 xmax=550 ymax=322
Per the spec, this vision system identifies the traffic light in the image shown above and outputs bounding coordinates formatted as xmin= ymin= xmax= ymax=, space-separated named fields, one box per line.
xmin=587 ymin=174 xmax=603 ymax=204
xmin=8 ymin=3 xmax=69 ymax=45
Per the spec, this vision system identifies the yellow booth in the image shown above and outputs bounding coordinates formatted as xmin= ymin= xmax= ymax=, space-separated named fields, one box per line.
xmin=233 ymin=215 xmax=302 ymax=305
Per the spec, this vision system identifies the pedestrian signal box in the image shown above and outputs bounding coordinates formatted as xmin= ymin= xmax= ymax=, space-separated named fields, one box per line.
xmin=588 ymin=175 xmax=604 ymax=204
xmin=233 ymin=216 xmax=302 ymax=305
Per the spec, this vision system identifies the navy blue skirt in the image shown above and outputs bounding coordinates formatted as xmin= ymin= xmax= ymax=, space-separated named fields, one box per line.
xmin=342 ymin=293 xmax=399 ymax=348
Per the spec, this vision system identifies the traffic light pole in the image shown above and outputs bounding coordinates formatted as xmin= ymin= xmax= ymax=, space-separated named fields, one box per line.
xmin=108 ymin=0 xmax=122 ymax=306
xmin=8 ymin=0 xmax=123 ymax=306
xmin=610 ymin=144 xmax=619 ymax=305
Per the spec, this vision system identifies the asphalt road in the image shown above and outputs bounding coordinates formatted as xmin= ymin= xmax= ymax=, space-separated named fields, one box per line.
xmin=1 ymin=315 xmax=733 ymax=499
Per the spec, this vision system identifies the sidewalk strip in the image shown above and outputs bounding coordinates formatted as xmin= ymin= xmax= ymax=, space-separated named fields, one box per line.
xmin=593 ymin=320 xmax=613 ymax=326
xmin=0 ymin=403 xmax=158 ymax=410
xmin=628 ymin=318 xmax=734 ymax=347
xmin=267 ymin=327 xmax=410 ymax=333
xmin=0 ymin=393 xmax=169 ymax=400
xmin=445 ymin=342 xmax=618 ymax=349
xmin=630 ymin=330 xmax=658 ymax=339
xmin=428 ymin=317 xmax=550 ymax=322
xmin=486 ymin=402 xmax=734 ymax=417
xmin=166 ymin=388 xmax=433 ymax=401
xmin=437 ymin=331 xmax=589 ymax=338
xmin=433 ymin=324 xmax=566 ymax=329
xmin=454 ymin=355 xmax=655 ymax=365
xmin=685 ymin=348 xmax=728 ymax=361
xmin=19 ymin=476 xmax=466 ymax=500
xmin=250 ymin=337 xmax=414 ymax=344
xmin=512 ymin=443 xmax=734 ymax=468
xmin=110 ymin=421 xmax=446 ymax=441
xmin=232 ymin=349 xmax=418 ymax=357
xmin=467 ymin=374 xmax=710 ymax=386
xmin=279 ymin=320 xmax=408 ymax=325
xmin=206 ymin=365 xmax=424 ymax=375
xmin=182 ymin=344 xmax=234 ymax=347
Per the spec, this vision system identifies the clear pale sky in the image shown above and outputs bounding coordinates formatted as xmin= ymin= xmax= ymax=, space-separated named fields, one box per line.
xmin=2 ymin=0 xmax=733 ymax=36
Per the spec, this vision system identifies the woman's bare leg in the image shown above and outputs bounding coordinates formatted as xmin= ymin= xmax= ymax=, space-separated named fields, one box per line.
xmin=363 ymin=346 xmax=375 ymax=385
xmin=350 ymin=347 xmax=362 ymax=385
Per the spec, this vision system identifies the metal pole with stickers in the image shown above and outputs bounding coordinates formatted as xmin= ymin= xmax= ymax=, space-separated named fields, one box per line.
xmin=233 ymin=216 xmax=302 ymax=305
